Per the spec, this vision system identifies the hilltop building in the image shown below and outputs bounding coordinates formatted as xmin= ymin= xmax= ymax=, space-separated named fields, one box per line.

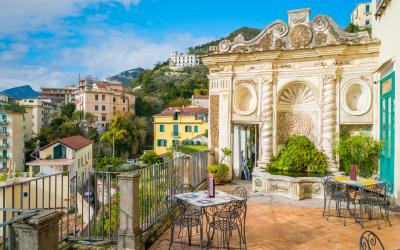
xmin=26 ymin=135 xmax=93 ymax=175
xmin=19 ymin=98 xmax=60 ymax=138
xmin=351 ymin=2 xmax=372 ymax=29
xmin=190 ymin=95 xmax=209 ymax=108
xmin=203 ymin=9 xmax=379 ymax=182
xmin=153 ymin=106 xmax=208 ymax=155
xmin=372 ymin=0 xmax=400 ymax=203
xmin=40 ymin=86 xmax=77 ymax=105
xmin=169 ymin=50 xmax=201 ymax=69
xmin=75 ymin=78 xmax=135 ymax=134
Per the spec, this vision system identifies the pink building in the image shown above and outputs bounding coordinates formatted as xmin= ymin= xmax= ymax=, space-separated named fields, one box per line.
xmin=75 ymin=79 xmax=135 ymax=133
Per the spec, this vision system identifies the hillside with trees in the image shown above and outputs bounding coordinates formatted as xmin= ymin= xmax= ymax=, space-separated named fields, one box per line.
xmin=188 ymin=27 xmax=261 ymax=55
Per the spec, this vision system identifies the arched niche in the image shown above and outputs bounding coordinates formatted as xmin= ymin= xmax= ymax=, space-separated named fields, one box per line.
xmin=233 ymin=83 xmax=257 ymax=116
xmin=340 ymin=79 xmax=372 ymax=116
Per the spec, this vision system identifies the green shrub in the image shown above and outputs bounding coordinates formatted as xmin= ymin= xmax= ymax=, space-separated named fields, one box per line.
xmin=266 ymin=135 xmax=327 ymax=174
xmin=336 ymin=133 xmax=381 ymax=178
xmin=140 ymin=151 xmax=163 ymax=165
xmin=207 ymin=164 xmax=229 ymax=179
xmin=95 ymin=156 xmax=124 ymax=172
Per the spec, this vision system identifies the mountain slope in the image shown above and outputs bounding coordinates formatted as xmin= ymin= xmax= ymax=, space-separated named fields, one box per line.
xmin=188 ymin=27 xmax=261 ymax=55
xmin=107 ymin=67 xmax=145 ymax=85
xmin=1 ymin=85 xmax=40 ymax=99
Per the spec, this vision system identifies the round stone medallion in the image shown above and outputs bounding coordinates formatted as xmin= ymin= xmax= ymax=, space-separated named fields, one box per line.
xmin=289 ymin=24 xmax=313 ymax=47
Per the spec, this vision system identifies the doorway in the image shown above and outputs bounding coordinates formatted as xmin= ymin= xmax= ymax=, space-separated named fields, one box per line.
xmin=232 ymin=125 xmax=258 ymax=180
xmin=380 ymin=72 xmax=395 ymax=190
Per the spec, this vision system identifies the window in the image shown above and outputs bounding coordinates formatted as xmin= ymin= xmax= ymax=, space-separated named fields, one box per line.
xmin=102 ymin=116 xmax=106 ymax=121
xmin=123 ymin=107 xmax=125 ymax=112
xmin=95 ymin=105 xmax=98 ymax=111
xmin=2 ymin=162 xmax=6 ymax=168
xmin=366 ymin=20 xmax=370 ymax=26
xmin=113 ymin=97 xmax=116 ymax=102
xmin=102 ymin=95 xmax=105 ymax=101
xmin=102 ymin=105 xmax=106 ymax=111
xmin=172 ymin=140 xmax=180 ymax=147
xmin=159 ymin=124 xmax=165 ymax=132
xmin=173 ymin=124 xmax=179 ymax=136
xmin=185 ymin=125 xmax=192 ymax=132
xmin=194 ymin=125 xmax=199 ymax=133
xmin=157 ymin=139 xmax=167 ymax=147
xmin=366 ymin=4 xmax=370 ymax=13
xmin=95 ymin=94 xmax=98 ymax=101
xmin=123 ymin=98 xmax=126 ymax=103
xmin=173 ymin=111 xmax=180 ymax=120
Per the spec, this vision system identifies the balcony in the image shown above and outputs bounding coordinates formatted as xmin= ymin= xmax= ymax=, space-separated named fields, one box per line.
xmin=376 ymin=0 xmax=389 ymax=16
xmin=0 ymin=131 xmax=9 ymax=136
xmin=0 ymin=155 xmax=9 ymax=159
xmin=0 ymin=142 xmax=9 ymax=148
xmin=0 ymin=119 xmax=8 ymax=125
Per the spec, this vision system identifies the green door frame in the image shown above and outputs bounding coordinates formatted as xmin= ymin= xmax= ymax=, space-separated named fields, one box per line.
xmin=380 ymin=71 xmax=395 ymax=190
xmin=173 ymin=124 xmax=179 ymax=137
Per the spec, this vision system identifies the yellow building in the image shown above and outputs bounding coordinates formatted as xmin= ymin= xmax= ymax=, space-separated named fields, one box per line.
xmin=153 ymin=106 xmax=208 ymax=155
xmin=26 ymin=135 xmax=93 ymax=175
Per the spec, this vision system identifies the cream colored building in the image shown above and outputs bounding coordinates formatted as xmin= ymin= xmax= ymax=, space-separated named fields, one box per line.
xmin=170 ymin=50 xmax=201 ymax=69
xmin=202 ymin=9 xmax=379 ymax=179
xmin=0 ymin=108 xmax=25 ymax=170
xmin=372 ymin=0 xmax=400 ymax=203
xmin=75 ymin=79 xmax=135 ymax=134
xmin=153 ymin=106 xmax=208 ymax=155
xmin=19 ymin=98 xmax=59 ymax=137
xmin=351 ymin=2 xmax=372 ymax=29
xmin=190 ymin=95 xmax=209 ymax=108
xmin=26 ymin=135 xmax=93 ymax=175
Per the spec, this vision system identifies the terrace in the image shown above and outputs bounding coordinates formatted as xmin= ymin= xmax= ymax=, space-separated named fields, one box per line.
xmin=1 ymin=150 xmax=399 ymax=249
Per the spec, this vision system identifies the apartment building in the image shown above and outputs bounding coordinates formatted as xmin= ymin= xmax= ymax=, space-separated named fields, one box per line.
xmin=40 ymin=86 xmax=77 ymax=105
xmin=153 ymin=106 xmax=208 ymax=155
xmin=0 ymin=107 xmax=25 ymax=170
xmin=351 ymin=2 xmax=372 ymax=29
xmin=75 ymin=79 xmax=135 ymax=134
xmin=190 ymin=95 xmax=209 ymax=108
xmin=19 ymin=98 xmax=59 ymax=137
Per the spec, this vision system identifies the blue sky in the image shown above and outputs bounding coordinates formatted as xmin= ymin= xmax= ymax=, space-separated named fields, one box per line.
xmin=0 ymin=0 xmax=367 ymax=90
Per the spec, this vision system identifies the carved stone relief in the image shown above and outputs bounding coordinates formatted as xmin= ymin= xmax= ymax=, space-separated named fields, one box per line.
xmin=278 ymin=82 xmax=318 ymax=105
xmin=277 ymin=112 xmax=316 ymax=144
xmin=269 ymin=181 xmax=290 ymax=193
xmin=210 ymin=95 xmax=219 ymax=148
xmin=289 ymin=24 xmax=313 ymax=47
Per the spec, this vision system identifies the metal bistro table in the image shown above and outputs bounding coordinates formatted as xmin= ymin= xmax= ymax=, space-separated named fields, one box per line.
xmin=334 ymin=176 xmax=385 ymax=228
xmin=174 ymin=190 xmax=245 ymax=248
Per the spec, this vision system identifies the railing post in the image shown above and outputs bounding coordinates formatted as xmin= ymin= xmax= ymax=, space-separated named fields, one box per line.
xmin=118 ymin=173 xmax=143 ymax=250
xmin=13 ymin=210 xmax=63 ymax=250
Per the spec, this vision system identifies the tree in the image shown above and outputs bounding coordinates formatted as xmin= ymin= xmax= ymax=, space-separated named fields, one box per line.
xmin=95 ymin=156 xmax=124 ymax=172
xmin=100 ymin=113 xmax=146 ymax=157
xmin=140 ymin=151 xmax=163 ymax=165
xmin=61 ymin=103 xmax=76 ymax=118
xmin=72 ymin=111 xmax=96 ymax=127
xmin=169 ymin=97 xmax=190 ymax=107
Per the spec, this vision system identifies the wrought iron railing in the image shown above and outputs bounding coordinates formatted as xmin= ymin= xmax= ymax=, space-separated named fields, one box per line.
xmin=139 ymin=150 xmax=208 ymax=231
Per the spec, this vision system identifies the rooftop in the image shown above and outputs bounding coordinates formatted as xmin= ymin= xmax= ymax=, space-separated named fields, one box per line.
xmin=155 ymin=106 xmax=208 ymax=117
xmin=41 ymin=135 xmax=92 ymax=151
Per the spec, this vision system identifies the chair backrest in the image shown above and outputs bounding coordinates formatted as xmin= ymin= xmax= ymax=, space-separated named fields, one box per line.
xmin=219 ymin=200 xmax=247 ymax=222
xmin=359 ymin=231 xmax=385 ymax=250
xmin=232 ymin=186 xmax=248 ymax=199
xmin=322 ymin=177 xmax=345 ymax=198
xmin=361 ymin=183 xmax=390 ymax=205
xmin=177 ymin=184 xmax=194 ymax=194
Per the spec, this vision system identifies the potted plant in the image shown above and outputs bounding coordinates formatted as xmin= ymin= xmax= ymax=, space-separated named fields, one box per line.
xmin=207 ymin=147 xmax=232 ymax=184
xmin=336 ymin=133 xmax=381 ymax=178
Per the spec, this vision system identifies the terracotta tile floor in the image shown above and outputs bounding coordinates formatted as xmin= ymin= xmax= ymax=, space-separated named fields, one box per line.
xmin=150 ymin=184 xmax=400 ymax=250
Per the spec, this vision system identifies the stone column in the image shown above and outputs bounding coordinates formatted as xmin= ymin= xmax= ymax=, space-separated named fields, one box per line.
xmin=118 ymin=173 xmax=142 ymax=250
xmin=13 ymin=210 xmax=63 ymax=250
xmin=322 ymin=74 xmax=338 ymax=172
xmin=258 ymin=77 xmax=273 ymax=168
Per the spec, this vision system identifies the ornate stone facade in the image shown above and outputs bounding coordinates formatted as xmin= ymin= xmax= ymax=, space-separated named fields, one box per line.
xmin=203 ymin=8 xmax=379 ymax=175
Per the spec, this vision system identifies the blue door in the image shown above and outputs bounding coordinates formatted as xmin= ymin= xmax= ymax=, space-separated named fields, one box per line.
xmin=380 ymin=72 xmax=395 ymax=190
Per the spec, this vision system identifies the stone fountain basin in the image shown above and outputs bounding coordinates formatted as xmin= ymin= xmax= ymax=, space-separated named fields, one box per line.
xmin=252 ymin=169 xmax=323 ymax=200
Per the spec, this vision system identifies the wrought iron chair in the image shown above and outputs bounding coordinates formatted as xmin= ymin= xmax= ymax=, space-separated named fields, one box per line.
xmin=322 ymin=177 xmax=353 ymax=225
xmin=360 ymin=183 xmax=391 ymax=229
xmin=168 ymin=184 xmax=202 ymax=249
xmin=208 ymin=200 xmax=247 ymax=249
xmin=232 ymin=186 xmax=248 ymax=199
xmin=359 ymin=231 xmax=385 ymax=250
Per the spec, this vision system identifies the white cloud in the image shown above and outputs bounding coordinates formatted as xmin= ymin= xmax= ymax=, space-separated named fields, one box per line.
xmin=0 ymin=0 xmax=141 ymax=35
xmin=57 ymin=29 xmax=211 ymax=78
xmin=0 ymin=65 xmax=77 ymax=91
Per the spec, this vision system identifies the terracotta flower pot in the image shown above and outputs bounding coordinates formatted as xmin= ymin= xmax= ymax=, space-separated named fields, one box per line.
xmin=208 ymin=172 xmax=222 ymax=185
